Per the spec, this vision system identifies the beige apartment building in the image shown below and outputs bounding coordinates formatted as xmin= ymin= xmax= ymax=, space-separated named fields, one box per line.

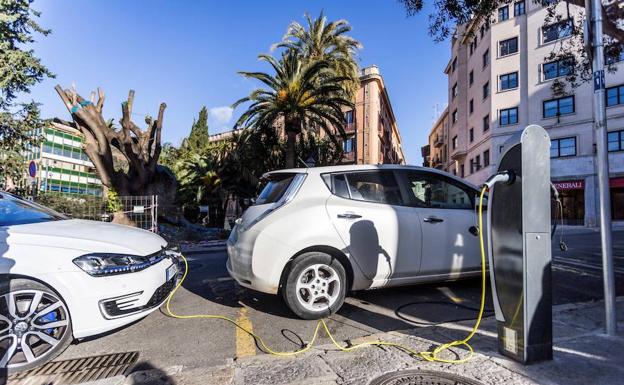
xmin=424 ymin=0 xmax=624 ymax=226
xmin=340 ymin=65 xmax=406 ymax=165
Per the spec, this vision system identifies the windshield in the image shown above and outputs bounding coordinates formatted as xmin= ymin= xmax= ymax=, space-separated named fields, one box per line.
xmin=0 ymin=193 xmax=67 ymax=226
xmin=255 ymin=174 xmax=297 ymax=205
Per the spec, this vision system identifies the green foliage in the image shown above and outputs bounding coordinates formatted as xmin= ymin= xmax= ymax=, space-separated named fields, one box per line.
xmin=106 ymin=189 xmax=123 ymax=213
xmin=275 ymin=11 xmax=362 ymax=99
xmin=0 ymin=0 xmax=52 ymax=187
xmin=182 ymin=106 xmax=210 ymax=153
xmin=35 ymin=192 xmax=107 ymax=220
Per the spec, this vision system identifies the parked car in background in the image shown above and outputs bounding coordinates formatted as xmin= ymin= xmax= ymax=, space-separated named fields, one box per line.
xmin=0 ymin=192 xmax=181 ymax=373
xmin=227 ymin=165 xmax=485 ymax=320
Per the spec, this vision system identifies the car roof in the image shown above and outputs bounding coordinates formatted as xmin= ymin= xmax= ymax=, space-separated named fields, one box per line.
xmin=264 ymin=165 xmax=480 ymax=190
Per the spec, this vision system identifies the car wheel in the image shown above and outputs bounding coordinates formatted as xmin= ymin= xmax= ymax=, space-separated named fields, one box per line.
xmin=0 ymin=278 xmax=73 ymax=374
xmin=282 ymin=252 xmax=347 ymax=320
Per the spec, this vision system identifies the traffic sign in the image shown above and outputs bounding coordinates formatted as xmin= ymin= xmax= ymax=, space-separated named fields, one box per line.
xmin=28 ymin=161 xmax=37 ymax=178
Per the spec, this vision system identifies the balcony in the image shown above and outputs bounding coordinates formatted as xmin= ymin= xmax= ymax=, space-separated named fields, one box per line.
xmin=432 ymin=156 xmax=443 ymax=169
xmin=451 ymin=149 xmax=467 ymax=160
xmin=434 ymin=134 xmax=445 ymax=148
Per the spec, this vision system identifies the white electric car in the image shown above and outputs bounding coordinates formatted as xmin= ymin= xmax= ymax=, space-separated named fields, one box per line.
xmin=227 ymin=165 xmax=484 ymax=319
xmin=0 ymin=192 xmax=181 ymax=373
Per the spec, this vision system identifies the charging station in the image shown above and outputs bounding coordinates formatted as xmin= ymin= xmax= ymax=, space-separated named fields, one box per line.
xmin=487 ymin=124 xmax=553 ymax=364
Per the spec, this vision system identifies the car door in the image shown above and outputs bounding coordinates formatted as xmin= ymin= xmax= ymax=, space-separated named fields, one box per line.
xmin=400 ymin=170 xmax=481 ymax=277
xmin=325 ymin=170 xmax=423 ymax=287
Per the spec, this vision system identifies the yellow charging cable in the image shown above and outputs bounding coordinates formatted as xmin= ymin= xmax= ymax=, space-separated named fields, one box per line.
xmin=163 ymin=186 xmax=489 ymax=363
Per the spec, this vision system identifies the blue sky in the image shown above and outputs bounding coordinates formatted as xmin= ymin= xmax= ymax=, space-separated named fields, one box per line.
xmin=25 ymin=0 xmax=450 ymax=163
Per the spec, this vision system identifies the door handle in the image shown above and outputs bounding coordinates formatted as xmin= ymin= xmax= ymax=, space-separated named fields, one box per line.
xmin=423 ymin=216 xmax=444 ymax=223
xmin=337 ymin=213 xmax=362 ymax=219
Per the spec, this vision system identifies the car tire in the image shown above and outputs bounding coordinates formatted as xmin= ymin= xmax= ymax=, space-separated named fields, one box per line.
xmin=0 ymin=278 xmax=73 ymax=374
xmin=282 ymin=252 xmax=347 ymax=320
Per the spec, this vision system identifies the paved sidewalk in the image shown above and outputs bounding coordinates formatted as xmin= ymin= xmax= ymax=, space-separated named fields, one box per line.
xmin=79 ymin=297 xmax=624 ymax=385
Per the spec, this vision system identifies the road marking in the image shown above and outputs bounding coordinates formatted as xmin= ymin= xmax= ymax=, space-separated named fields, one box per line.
xmin=235 ymin=306 xmax=256 ymax=358
xmin=201 ymin=277 xmax=234 ymax=284
xmin=554 ymin=256 xmax=624 ymax=274
xmin=438 ymin=286 xmax=464 ymax=304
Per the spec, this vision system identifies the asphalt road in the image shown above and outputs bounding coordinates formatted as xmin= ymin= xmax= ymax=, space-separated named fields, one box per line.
xmin=58 ymin=229 xmax=624 ymax=371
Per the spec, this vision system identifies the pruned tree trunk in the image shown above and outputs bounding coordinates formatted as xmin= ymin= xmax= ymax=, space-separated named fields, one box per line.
xmin=54 ymin=85 xmax=178 ymax=218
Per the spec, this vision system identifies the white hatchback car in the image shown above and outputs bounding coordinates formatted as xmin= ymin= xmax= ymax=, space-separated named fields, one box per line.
xmin=227 ymin=165 xmax=484 ymax=319
xmin=0 ymin=192 xmax=181 ymax=373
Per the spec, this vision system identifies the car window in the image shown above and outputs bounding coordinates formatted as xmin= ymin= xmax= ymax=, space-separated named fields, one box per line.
xmin=0 ymin=194 xmax=67 ymax=226
xmin=343 ymin=171 xmax=402 ymax=205
xmin=331 ymin=174 xmax=350 ymax=199
xmin=404 ymin=171 xmax=473 ymax=209
xmin=255 ymin=173 xmax=296 ymax=205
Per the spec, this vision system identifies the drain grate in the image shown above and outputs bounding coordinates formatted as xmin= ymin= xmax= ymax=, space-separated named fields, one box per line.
xmin=369 ymin=370 xmax=484 ymax=385
xmin=8 ymin=351 xmax=139 ymax=385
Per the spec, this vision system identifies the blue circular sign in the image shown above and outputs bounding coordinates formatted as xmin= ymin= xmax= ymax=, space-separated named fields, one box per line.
xmin=28 ymin=161 xmax=37 ymax=178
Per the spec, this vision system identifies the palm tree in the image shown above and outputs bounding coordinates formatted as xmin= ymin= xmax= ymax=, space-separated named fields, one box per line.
xmin=233 ymin=50 xmax=353 ymax=168
xmin=274 ymin=11 xmax=362 ymax=99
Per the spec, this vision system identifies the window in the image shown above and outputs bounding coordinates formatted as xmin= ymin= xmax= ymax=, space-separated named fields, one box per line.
xmin=514 ymin=1 xmax=525 ymax=16
xmin=256 ymin=173 xmax=297 ymax=204
xmin=499 ymin=107 xmax=518 ymax=126
xmin=498 ymin=6 xmax=509 ymax=22
xmin=469 ymin=99 xmax=474 ymax=114
xmin=452 ymin=83 xmax=458 ymax=99
xmin=499 ymin=37 xmax=518 ymax=56
xmin=460 ymin=164 xmax=465 ymax=178
xmin=480 ymin=25 xmax=485 ymax=38
xmin=343 ymin=137 xmax=354 ymax=152
xmin=469 ymin=70 xmax=474 ymax=86
xmin=475 ymin=155 xmax=481 ymax=171
xmin=483 ymin=49 xmax=490 ymax=68
xmin=342 ymin=171 xmax=402 ymax=205
xmin=606 ymin=85 xmax=624 ymax=106
xmin=543 ymin=58 xmax=574 ymax=80
xmin=452 ymin=57 xmax=458 ymax=72
xmin=543 ymin=95 xmax=575 ymax=118
xmin=608 ymin=130 xmax=624 ymax=152
xmin=550 ymin=137 xmax=577 ymax=158
xmin=403 ymin=171 xmax=474 ymax=209
xmin=0 ymin=194 xmax=66 ymax=226
xmin=452 ymin=135 xmax=458 ymax=149
xmin=483 ymin=114 xmax=490 ymax=132
xmin=469 ymin=39 xmax=477 ymax=55
xmin=499 ymin=72 xmax=519 ymax=90
xmin=483 ymin=81 xmax=490 ymax=99
xmin=542 ymin=0 xmax=558 ymax=5
xmin=469 ymin=158 xmax=474 ymax=173
xmin=452 ymin=109 xmax=458 ymax=123
xmin=483 ymin=149 xmax=490 ymax=166
xmin=469 ymin=127 xmax=474 ymax=142
xmin=344 ymin=110 xmax=354 ymax=124
xmin=542 ymin=20 xmax=573 ymax=44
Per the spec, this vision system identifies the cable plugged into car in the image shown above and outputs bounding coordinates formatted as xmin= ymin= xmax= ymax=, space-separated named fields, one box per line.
xmin=162 ymin=184 xmax=491 ymax=364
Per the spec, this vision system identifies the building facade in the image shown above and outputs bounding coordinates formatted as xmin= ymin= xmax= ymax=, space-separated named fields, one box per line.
xmin=426 ymin=0 xmax=624 ymax=225
xmin=23 ymin=120 xmax=103 ymax=196
xmin=340 ymin=65 xmax=406 ymax=165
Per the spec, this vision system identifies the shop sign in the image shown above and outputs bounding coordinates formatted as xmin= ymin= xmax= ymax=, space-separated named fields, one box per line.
xmin=610 ymin=177 xmax=624 ymax=188
xmin=553 ymin=180 xmax=584 ymax=190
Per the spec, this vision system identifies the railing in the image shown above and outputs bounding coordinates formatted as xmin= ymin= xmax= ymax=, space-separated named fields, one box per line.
xmin=434 ymin=135 xmax=444 ymax=147
xmin=344 ymin=122 xmax=355 ymax=134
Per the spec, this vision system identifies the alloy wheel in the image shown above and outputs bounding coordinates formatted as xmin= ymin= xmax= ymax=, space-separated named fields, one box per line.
xmin=0 ymin=289 xmax=70 ymax=369
xmin=295 ymin=263 xmax=341 ymax=312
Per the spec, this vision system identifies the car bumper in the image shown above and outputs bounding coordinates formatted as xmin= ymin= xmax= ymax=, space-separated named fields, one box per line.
xmin=226 ymin=229 xmax=280 ymax=294
xmin=49 ymin=249 xmax=183 ymax=339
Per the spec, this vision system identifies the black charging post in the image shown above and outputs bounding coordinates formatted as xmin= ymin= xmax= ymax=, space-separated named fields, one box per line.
xmin=487 ymin=124 xmax=553 ymax=364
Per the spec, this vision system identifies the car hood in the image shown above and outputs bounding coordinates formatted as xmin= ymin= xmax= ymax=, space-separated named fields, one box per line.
xmin=5 ymin=219 xmax=167 ymax=256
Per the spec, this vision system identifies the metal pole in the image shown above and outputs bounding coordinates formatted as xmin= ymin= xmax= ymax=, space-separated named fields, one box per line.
xmin=588 ymin=0 xmax=617 ymax=335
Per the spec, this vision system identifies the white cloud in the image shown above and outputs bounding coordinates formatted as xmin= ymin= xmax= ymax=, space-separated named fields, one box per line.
xmin=209 ymin=106 xmax=233 ymax=125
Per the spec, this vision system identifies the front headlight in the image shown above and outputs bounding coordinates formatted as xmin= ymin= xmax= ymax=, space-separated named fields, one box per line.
xmin=73 ymin=252 xmax=166 ymax=276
